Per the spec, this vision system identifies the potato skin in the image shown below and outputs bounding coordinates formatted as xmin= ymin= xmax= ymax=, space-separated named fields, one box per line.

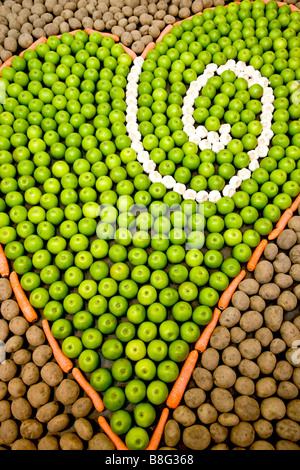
xmin=36 ymin=402 xmax=60 ymax=423
xmin=261 ymin=397 xmax=286 ymax=421
xmin=230 ymin=422 xmax=255 ymax=448
xmin=182 ymin=424 xmax=211 ymax=450
xmin=164 ymin=419 xmax=181 ymax=447
xmin=88 ymin=433 xmax=115 ymax=450
xmin=174 ymin=405 xmax=196 ymax=427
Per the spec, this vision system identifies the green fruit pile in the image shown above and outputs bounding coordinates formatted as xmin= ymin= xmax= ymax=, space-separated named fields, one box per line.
xmin=0 ymin=0 xmax=299 ymax=451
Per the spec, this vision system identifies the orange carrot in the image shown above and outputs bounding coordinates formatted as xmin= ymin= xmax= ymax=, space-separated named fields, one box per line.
xmin=146 ymin=408 xmax=169 ymax=450
xmin=195 ymin=307 xmax=222 ymax=353
xmin=119 ymin=43 xmax=137 ymax=60
xmin=98 ymin=416 xmax=129 ymax=450
xmin=42 ymin=319 xmax=73 ymax=373
xmin=290 ymin=193 xmax=300 ymax=212
xmin=0 ymin=56 xmax=16 ymax=76
xmin=268 ymin=227 xmax=282 ymax=240
xmin=156 ymin=25 xmax=173 ymax=43
xmin=141 ymin=42 xmax=156 ymax=59
xmin=218 ymin=270 xmax=246 ymax=310
xmin=72 ymin=367 xmax=104 ymax=412
xmin=0 ymin=243 xmax=9 ymax=277
xmin=166 ymin=350 xmax=198 ymax=409
xmin=268 ymin=208 xmax=294 ymax=240
xmin=276 ymin=208 xmax=293 ymax=229
xmin=19 ymin=37 xmax=47 ymax=56
xmin=83 ymin=28 xmax=119 ymax=41
xmin=9 ymin=271 xmax=38 ymax=323
xmin=247 ymin=239 xmax=268 ymax=272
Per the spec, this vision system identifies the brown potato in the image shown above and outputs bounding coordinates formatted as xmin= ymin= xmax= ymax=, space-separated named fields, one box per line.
xmin=219 ymin=307 xmax=241 ymax=328
xmin=257 ymin=351 xmax=277 ymax=375
xmin=0 ymin=419 xmax=18 ymax=445
xmin=27 ymin=382 xmax=51 ymax=408
xmin=210 ymin=388 xmax=234 ymax=413
xmin=184 ymin=388 xmax=206 ymax=408
xmin=276 ymin=419 xmax=300 ymax=443
xmin=234 ymin=376 xmax=255 ymax=396
xmin=238 ymin=338 xmax=262 ymax=360
xmin=26 ymin=325 xmax=45 ymax=347
xmin=197 ymin=403 xmax=218 ymax=424
xmin=231 ymin=291 xmax=249 ymax=311
xmin=59 ymin=432 xmax=84 ymax=450
xmin=200 ymin=348 xmax=219 ymax=371
xmin=218 ymin=413 xmax=239 ymax=427
xmin=0 ymin=400 xmax=11 ymax=422
xmin=36 ymin=402 xmax=60 ymax=423
xmin=88 ymin=432 xmax=115 ymax=450
xmin=277 ymin=381 xmax=298 ymax=400
xmin=20 ymin=419 xmax=43 ymax=440
xmin=293 ymin=368 xmax=300 ymax=388
xmin=164 ymin=419 xmax=180 ymax=447
xmin=230 ymin=422 xmax=255 ymax=448
xmin=253 ymin=419 xmax=273 ymax=439
xmin=261 ymin=397 xmax=286 ymax=420
xmin=213 ymin=365 xmax=236 ymax=389
xmin=9 ymin=316 xmax=29 ymax=336
xmin=41 ymin=362 xmax=63 ymax=387
xmin=21 ymin=362 xmax=40 ymax=386
xmin=240 ymin=310 xmax=263 ymax=332
xmin=273 ymin=360 xmax=293 ymax=381
xmin=234 ymin=396 xmax=260 ymax=421
xmin=12 ymin=349 xmax=31 ymax=365
xmin=277 ymin=229 xmax=297 ymax=250
xmin=0 ymin=381 xmax=7 ymax=400
xmin=263 ymin=242 xmax=278 ymax=261
xmin=256 ymin=377 xmax=277 ymax=398
xmin=273 ymin=252 xmax=291 ymax=273
xmin=270 ymin=338 xmax=286 ymax=355
xmin=11 ymin=397 xmax=32 ymax=421
xmin=32 ymin=345 xmax=52 ymax=367
xmin=221 ymin=346 xmax=241 ymax=367
xmin=230 ymin=327 xmax=246 ymax=344
xmin=238 ymin=278 xmax=260 ymax=295
xmin=286 ymin=399 xmax=300 ymax=422
xmin=210 ymin=422 xmax=228 ymax=443
xmin=47 ymin=413 xmax=70 ymax=433
xmin=276 ymin=440 xmax=300 ymax=450
xmin=259 ymin=283 xmax=280 ymax=301
xmin=238 ymin=359 xmax=260 ymax=379
xmin=7 ymin=378 xmax=26 ymax=398
xmin=0 ymin=278 xmax=12 ymax=301
xmin=274 ymin=273 xmax=293 ymax=289
xmin=11 ymin=438 xmax=37 ymax=450
xmin=264 ymin=305 xmax=284 ymax=332
xmin=277 ymin=291 xmax=298 ymax=312
xmin=74 ymin=418 xmax=93 ymax=441
xmin=192 ymin=367 xmax=213 ymax=391
xmin=5 ymin=335 xmax=23 ymax=353
xmin=182 ymin=425 xmax=211 ymax=450
xmin=249 ymin=295 xmax=266 ymax=313
xmin=37 ymin=435 xmax=59 ymax=450
xmin=255 ymin=327 xmax=273 ymax=347
xmin=209 ymin=326 xmax=230 ymax=350
xmin=250 ymin=441 xmax=275 ymax=451
xmin=173 ymin=405 xmax=196 ymax=427
xmin=0 ymin=319 xmax=9 ymax=342
xmin=0 ymin=360 xmax=17 ymax=382
xmin=254 ymin=260 xmax=273 ymax=284
xmin=55 ymin=379 xmax=80 ymax=405
xmin=1 ymin=299 xmax=19 ymax=320
xmin=71 ymin=397 xmax=93 ymax=418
